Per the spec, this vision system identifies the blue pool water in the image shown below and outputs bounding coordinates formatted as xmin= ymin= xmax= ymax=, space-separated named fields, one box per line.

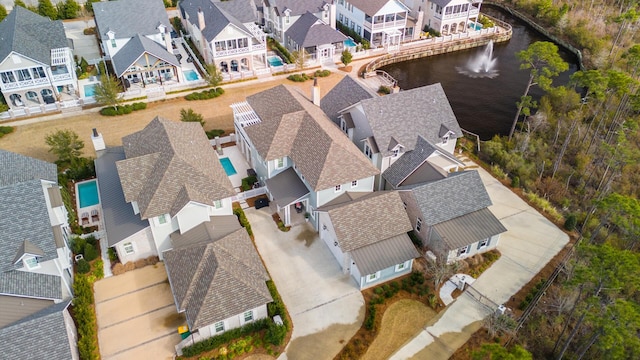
xmin=84 ymin=84 xmax=97 ymax=97
xmin=183 ymin=70 xmax=199 ymax=81
xmin=219 ymin=157 xmax=237 ymax=176
xmin=468 ymin=22 xmax=483 ymax=31
xmin=78 ymin=180 xmax=100 ymax=208
xmin=268 ymin=56 xmax=283 ymax=67
xmin=344 ymin=38 xmax=357 ymax=47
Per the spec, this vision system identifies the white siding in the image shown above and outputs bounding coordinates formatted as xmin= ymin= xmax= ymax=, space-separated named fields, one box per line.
xmin=318 ymin=213 xmax=346 ymax=271
xmin=116 ymin=227 xmax=156 ymax=263
xmin=197 ymin=304 xmax=269 ymax=338
xmin=176 ymin=203 xmax=210 ymax=234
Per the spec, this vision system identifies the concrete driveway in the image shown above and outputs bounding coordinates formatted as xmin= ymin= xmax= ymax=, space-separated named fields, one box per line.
xmin=94 ymin=264 xmax=183 ymax=360
xmin=246 ymin=208 xmax=364 ymax=360
xmin=390 ymin=159 xmax=569 ymax=359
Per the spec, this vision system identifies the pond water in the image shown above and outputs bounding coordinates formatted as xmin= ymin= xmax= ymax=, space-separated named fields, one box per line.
xmin=381 ymin=7 xmax=579 ymax=139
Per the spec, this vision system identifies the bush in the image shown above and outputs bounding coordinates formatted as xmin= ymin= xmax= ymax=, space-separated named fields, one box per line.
xmin=132 ymin=102 xmax=147 ymax=110
xmin=76 ymin=258 xmax=90 ymax=273
xmin=71 ymin=237 xmax=87 ymax=255
xmin=107 ymin=247 xmax=118 ymax=262
xmin=92 ymin=259 xmax=104 ymax=279
xmin=378 ymin=85 xmax=391 ymax=94
xmin=265 ymin=322 xmax=287 ymax=346
xmin=185 ymin=87 xmax=225 ymax=100
xmin=0 ymin=126 xmax=14 ymax=138
xmin=99 ymin=102 xmax=147 ymax=116
xmin=206 ymin=129 xmax=225 ymax=139
xmin=112 ymin=262 xmax=125 ymax=275
xmin=314 ymin=69 xmax=331 ymax=78
xmin=511 ymin=176 xmax=520 ymax=188
xmin=287 ymin=73 xmax=309 ymax=82
xmin=364 ymin=304 xmax=376 ymax=330
xmin=241 ymin=176 xmax=257 ymax=191
xmin=233 ymin=206 xmax=253 ymax=237
xmin=181 ymin=319 xmax=270 ymax=357
xmin=564 ymin=213 xmax=577 ymax=231
xmin=73 ymin=274 xmax=99 ymax=359
xmin=84 ymin=243 xmax=99 ymax=262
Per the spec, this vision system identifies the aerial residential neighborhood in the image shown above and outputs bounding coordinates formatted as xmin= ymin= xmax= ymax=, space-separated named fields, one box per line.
xmin=3 ymin=0 xmax=638 ymax=360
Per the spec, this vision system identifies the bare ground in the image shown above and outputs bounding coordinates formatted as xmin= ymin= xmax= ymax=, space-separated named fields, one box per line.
xmin=0 ymin=73 xmax=346 ymax=161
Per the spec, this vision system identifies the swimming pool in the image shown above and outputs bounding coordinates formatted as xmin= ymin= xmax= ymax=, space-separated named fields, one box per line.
xmin=268 ymin=56 xmax=283 ymax=67
xmin=183 ymin=70 xmax=199 ymax=81
xmin=77 ymin=180 xmax=100 ymax=208
xmin=219 ymin=157 xmax=237 ymax=176
xmin=468 ymin=22 xmax=483 ymax=31
xmin=84 ymin=84 xmax=97 ymax=97
xmin=344 ymin=38 xmax=357 ymax=47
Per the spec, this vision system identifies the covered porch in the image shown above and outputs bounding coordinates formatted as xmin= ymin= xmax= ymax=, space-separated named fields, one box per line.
xmin=264 ymin=168 xmax=310 ymax=227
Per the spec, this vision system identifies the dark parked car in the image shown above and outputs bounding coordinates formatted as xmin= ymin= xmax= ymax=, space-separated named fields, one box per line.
xmin=254 ymin=198 xmax=270 ymax=209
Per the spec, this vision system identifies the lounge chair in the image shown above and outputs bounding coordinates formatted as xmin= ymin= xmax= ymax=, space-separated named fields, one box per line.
xmin=91 ymin=209 xmax=99 ymax=222
xmin=81 ymin=212 xmax=90 ymax=225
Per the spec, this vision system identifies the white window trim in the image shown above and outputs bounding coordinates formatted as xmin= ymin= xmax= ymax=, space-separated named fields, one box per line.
xmin=335 ymin=184 xmax=342 ymax=192
xmin=214 ymin=320 xmax=225 ymax=333
xmin=243 ymin=310 xmax=254 ymax=323
xmin=214 ymin=200 xmax=223 ymax=209
xmin=366 ymin=271 xmax=381 ymax=283
xmin=157 ymin=214 xmax=168 ymax=225
xmin=123 ymin=242 xmax=135 ymax=255
xmin=275 ymin=157 xmax=285 ymax=169
xmin=24 ymin=256 xmax=40 ymax=270
xmin=416 ymin=217 xmax=422 ymax=232
xmin=457 ymin=245 xmax=471 ymax=256
xmin=395 ymin=261 xmax=408 ymax=272
xmin=351 ymin=180 xmax=358 ymax=188
xmin=477 ymin=238 xmax=489 ymax=249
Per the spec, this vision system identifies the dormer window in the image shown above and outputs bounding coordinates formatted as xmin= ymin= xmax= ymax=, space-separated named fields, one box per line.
xmin=111 ymin=39 xmax=116 ymax=48
xmin=158 ymin=214 xmax=168 ymax=225
xmin=364 ymin=143 xmax=373 ymax=159
xmin=24 ymin=256 xmax=40 ymax=270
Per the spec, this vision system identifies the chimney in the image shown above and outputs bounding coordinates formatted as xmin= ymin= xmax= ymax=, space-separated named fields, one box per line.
xmin=197 ymin=8 xmax=206 ymax=31
xmin=312 ymin=77 xmax=320 ymax=106
xmin=91 ymin=128 xmax=106 ymax=152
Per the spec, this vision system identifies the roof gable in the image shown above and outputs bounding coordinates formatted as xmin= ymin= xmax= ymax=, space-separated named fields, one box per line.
xmin=111 ymin=34 xmax=179 ymax=77
xmin=179 ymin=0 xmax=253 ymax=41
xmin=285 ymin=12 xmax=346 ymax=48
xmin=271 ymin=0 xmax=330 ymax=16
xmin=348 ymin=0 xmax=408 ymax=16
xmin=94 ymin=0 xmax=172 ymax=39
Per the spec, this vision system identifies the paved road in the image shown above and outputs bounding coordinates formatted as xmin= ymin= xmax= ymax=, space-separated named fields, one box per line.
xmin=390 ymin=158 xmax=569 ymax=359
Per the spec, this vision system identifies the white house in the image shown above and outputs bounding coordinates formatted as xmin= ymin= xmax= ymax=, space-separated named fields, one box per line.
xmin=0 ymin=7 xmax=78 ymax=110
xmin=322 ymin=77 xmax=463 ymax=190
xmin=317 ymin=191 xmax=419 ymax=289
xmin=422 ymin=0 xmax=483 ymax=35
xmin=232 ymin=83 xmax=380 ymax=227
xmin=0 ymin=150 xmax=78 ymax=359
xmin=284 ymin=11 xmax=347 ymax=64
xmin=93 ymin=0 xmax=183 ymax=86
xmin=179 ymin=0 xmax=268 ymax=74
xmin=336 ymin=0 xmax=410 ymax=47
xmin=263 ymin=0 xmax=337 ymax=43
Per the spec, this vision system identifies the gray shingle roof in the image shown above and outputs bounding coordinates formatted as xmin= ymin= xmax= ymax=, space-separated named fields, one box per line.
xmin=433 ymin=208 xmax=507 ymax=250
xmin=170 ymin=215 xmax=241 ymax=248
xmin=321 ymin=75 xmax=376 ymax=124
xmin=0 ymin=300 xmax=76 ymax=359
xmin=179 ymin=0 xmax=252 ymax=42
xmin=286 ymin=12 xmax=346 ymax=48
xmin=270 ymin=0 xmax=330 ymax=16
xmin=216 ymin=0 xmax=259 ymax=24
xmin=111 ymin=34 xmax=179 ymax=77
xmin=409 ymin=170 xmax=493 ymax=226
xmin=117 ymin=117 xmax=236 ymax=220
xmin=95 ymin=147 xmax=150 ymax=247
xmin=163 ymin=228 xmax=272 ymax=330
xmin=245 ymin=85 xmax=379 ymax=191
xmin=431 ymin=0 xmax=455 ymax=8
xmin=0 ymin=270 xmax=62 ymax=300
xmin=12 ymin=239 xmax=45 ymax=263
xmin=0 ymin=149 xmax=57 ymax=187
xmin=320 ymin=191 xmax=412 ymax=252
xmin=350 ymin=233 xmax=419 ymax=275
xmin=355 ymin=83 xmax=462 ymax=157
xmin=348 ymin=0 xmax=408 ymax=16
xmin=94 ymin=0 xmax=172 ymax=39
xmin=0 ymin=7 xmax=68 ymax=67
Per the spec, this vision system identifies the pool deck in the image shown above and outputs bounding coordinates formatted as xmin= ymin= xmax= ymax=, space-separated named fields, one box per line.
xmin=75 ymin=179 xmax=103 ymax=229
xmin=215 ymin=145 xmax=251 ymax=189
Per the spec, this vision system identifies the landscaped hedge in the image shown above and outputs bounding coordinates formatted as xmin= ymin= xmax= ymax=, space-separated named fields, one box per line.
xmin=99 ymin=102 xmax=147 ymax=116
xmin=286 ymin=69 xmax=331 ymax=82
xmin=233 ymin=206 xmax=253 ymax=237
xmin=185 ymin=87 xmax=224 ymax=100
xmin=0 ymin=126 xmax=14 ymax=138
xmin=73 ymin=274 xmax=99 ymax=360
xmin=181 ymin=319 xmax=270 ymax=357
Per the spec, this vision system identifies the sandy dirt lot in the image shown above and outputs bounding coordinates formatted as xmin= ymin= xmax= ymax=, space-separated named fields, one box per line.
xmin=0 ymin=73 xmax=346 ymax=161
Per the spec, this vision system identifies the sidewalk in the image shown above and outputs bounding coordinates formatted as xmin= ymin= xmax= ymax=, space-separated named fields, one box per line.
xmin=390 ymin=157 xmax=569 ymax=359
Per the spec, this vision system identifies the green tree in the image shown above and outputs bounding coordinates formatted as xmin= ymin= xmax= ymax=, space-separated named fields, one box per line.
xmin=0 ymin=5 xmax=7 ymax=21
xmin=37 ymin=0 xmax=58 ymax=19
xmin=472 ymin=343 xmax=533 ymax=360
xmin=45 ymin=129 xmax=84 ymax=165
xmin=179 ymin=108 xmax=204 ymax=126
xmin=292 ymin=48 xmax=307 ymax=70
xmin=61 ymin=0 xmax=79 ymax=19
xmin=93 ymin=74 xmax=123 ymax=110
xmin=14 ymin=0 xmax=27 ymax=9
xmin=341 ymin=49 xmax=352 ymax=67
xmin=509 ymin=41 xmax=568 ymax=140
xmin=204 ymin=64 xmax=222 ymax=87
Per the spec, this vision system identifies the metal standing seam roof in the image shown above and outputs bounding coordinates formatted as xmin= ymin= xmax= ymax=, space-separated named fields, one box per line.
xmin=111 ymin=34 xmax=180 ymax=77
xmin=180 ymin=0 xmax=254 ymax=42
xmin=433 ymin=208 xmax=507 ymax=250
xmin=93 ymin=0 xmax=172 ymax=39
xmin=244 ymin=85 xmax=379 ymax=191
xmin=357 ymin=83 xmax=462 ymax=157
xmin=264 ymin=167 xmax=310 ymax=208
xmin=285 ymin=12 xmax=346 ymax=48
xmin=0 ymin=7 xmax=68 ymax=67
xmin=347 ymin=0 xmax=409 ymax=16
xmin=321 ymin=75 xmax=376 ymax=124
xmin=117 ymin=117 xmax=236 ymax=220
xmin=320 ymin=191 xmax=412 ymax=252
xmin=0 ymin=300 xmax=75 ymax=359
xmin=95 ymin=147 xmax=150 ymax=247
xmin=350 ymin=233 xmax=420 ymax=275
xmin=163 ymin=228 xmax=272 ymax=330
xmin=0 ymin=270 xmax=62 ymax=300
xmin=270 ymin=0 xmax=331 ymax=16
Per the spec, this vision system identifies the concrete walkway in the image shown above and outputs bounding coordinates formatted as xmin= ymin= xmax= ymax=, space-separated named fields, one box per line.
xmin=440 ymin=274 xmax=476 ymax=306
xmin=390 ymin=158 xmax=569 ymax=359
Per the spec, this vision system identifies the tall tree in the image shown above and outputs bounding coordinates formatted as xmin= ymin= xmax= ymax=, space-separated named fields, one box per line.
xmin=341 ymin=49 xmax=352 ymax=67
xmin=204 ymin=64 xmax=222 ymax=87
xmin=509 ymin=41 xmax=568 ymax=140
xmin=37 ymin=0 xmax=58 ymax=19
xmin=61 ymin=0 xmax=79 ymax=19
xmin=472 ymin=343 xmax=533 ymax=360
xmin=93 ymin=74 xmax=123 ymax=110
xmin=292 ymin=48 xmax=307 ymax=70
xmin=45 ymin=129 xmax=84 ymax=165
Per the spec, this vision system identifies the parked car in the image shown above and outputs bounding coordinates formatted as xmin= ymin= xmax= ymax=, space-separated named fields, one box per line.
xmin=255 ymin=198 xmax=269 ymax=209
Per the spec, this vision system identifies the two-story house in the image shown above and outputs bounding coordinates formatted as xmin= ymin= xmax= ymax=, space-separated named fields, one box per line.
xmin=93 ymin=0 xmax=182 ymax=86
xmin=323 ymin=77 xmax=463 ymax=190
xmin=0 ymin=7 xmax=78 ymax=110
xmin=263 ymin=0 xmax=336 ymax=44
xmin=336 ymin=0 xmax=410 ymax=47
xmin=422 ymin=0 xmax=483 ymax=35
xmin=232 ymin=83 xmax=380 ymax=227
xmin=179 ymin=0 xmax=268 ymax=74
xmin=0 ymin=150 xmax=78 ymax=358
xmin=285 ymin=12 xmax=347 ymax=64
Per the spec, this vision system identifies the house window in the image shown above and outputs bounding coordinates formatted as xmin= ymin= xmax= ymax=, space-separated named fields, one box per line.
xmin=214 ymin=200 xmax=223 ymax=209
xmin=442 ymin=135 xmax=449 ymax=144
xmin=395 ymin=261 xmax=408 ymax=272
xmin=123 ymin=242 xmax=135 ymax=255
xmin=214 ymin=321 xmax=225 ymax=333
xmin=477 ymin=238 xmax=490 ymax=250
xmin=366 ymin=271 xmax=381 ymax=283
xmin=16 ymin=69 xmax=32 ymax=81
xmin=243 ymin=310 xmax=253 ymax=322
xmin=24 ymin=256 xmax=39 ymax=270
xmin=351 ymin=180 xmax=358 ymax=188
xmin=393 ymin=148 xmax=400 ymax=157
xmin=285 ymin=15 xmax=290 ymax=24
xmin=339 ymin=13 xmax=343 ymax=22
xmin=340 ymin=117 xmax=348 ymax=133
xmin=1 ymin=71 xmax=16 ymax=83
xmin=357 ymin=25 xmax=361 ymax=34
xmin=111 ymin=39 xmax=116 ymax=48
xmin=403 ymin=201 xmax=407 ymax=209
xmin=457 ymin=245 xmax=471 ymax=257
xmin=364 ymin=143 xmax=373 ymax=159
xmin=32 ymin=67 xmax=46 ymax=79
xmin=335 ymin=184 xmax=342 ymax=192
xmin=416 ymin=217 xmax=422 ymax=232
xmin=158 ymin=214 xmax=168 ymax=224
xmin=276 ymin=157 xmax=284 ymax=169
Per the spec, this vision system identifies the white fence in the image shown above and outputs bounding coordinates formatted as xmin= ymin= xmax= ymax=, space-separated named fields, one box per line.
xmin=231 ymin=187 xmax=267 ymax=202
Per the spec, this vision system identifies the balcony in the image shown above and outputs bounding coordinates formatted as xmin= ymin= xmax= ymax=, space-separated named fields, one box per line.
xmin=365 ymin=19 xmax=407 ymax=31
xmin=1 ymin=77 xmax=49 ymax=90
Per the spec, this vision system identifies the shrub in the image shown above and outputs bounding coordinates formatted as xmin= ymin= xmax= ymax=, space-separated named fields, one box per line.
xmin=135 ymin=259 xmax=147 ymax=269
xmin=265 ymin=322 xmax=287 ymax=346
xmin=206 ymin=129 xmax=225 ymax=139
xmin=99 ymin=102 xmax=147 ymax=116
xmin=511 ymin=176 xmax=520 ymax=188
xmin=92 ymin=259 xmax=104 ymax=279
xmin=181 ymin=319 xmax=270 ymax=357
xmin=185 ymin=87 xmax=225 ymax=100
xmin=378 ymin=85 xmax=391 ymax=94
xmin=267 ymin=37 xmax=294 ymax=63
xmin=132 ymin=102 xmax=147 ymax=110
xmin=0 ymin=126 xmax=14 ymax=138
xmin=107 ymin=247 xmax=118 ymax=262
xmin=71 ymin=237 xmax=87 ymax=255
xmin=123 ymin=261 xmax=135 ymax=271
xmin=233 ymin=206 xmax=253 ymax=237
xmin=76 ymin=258 xmax=90 ymax=273
xmin=287 ymin=73 xmax=309 ymax=82
xmin=241 ymin=176 xmax=257 ymax=191
xmin=564 ymin=213 xmax=577 ymax=231
xmin=364 ymin=304 xmax=376 ymax=330
xmin=112 ymin=263 xmax=125 ymax=275
xmin=73 ymin=274 xmax=99 ymax=359
xmin=84 ymin=243 xmax=99 ymax=261
xmin=314 ymin=69 xmax=331 ymax=77
xmin=428 ymin=294 xmax=438 ymax=309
